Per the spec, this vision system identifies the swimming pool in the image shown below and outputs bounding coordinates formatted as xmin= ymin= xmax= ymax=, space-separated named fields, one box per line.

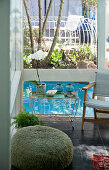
xmin=23 ymin=81 xmax=94 ymax=116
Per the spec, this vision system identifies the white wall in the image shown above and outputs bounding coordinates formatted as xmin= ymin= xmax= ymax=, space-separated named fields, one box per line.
xmin=23 ymin=69 xmax=97 ymax=82
xmin=23 ymin=68 xmax=109 ymax=83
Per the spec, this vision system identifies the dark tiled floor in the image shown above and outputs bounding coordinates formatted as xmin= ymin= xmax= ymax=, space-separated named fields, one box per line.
xmin=11 ymin=118 xmax=109 ymax=170
xmin=44 ymin=118 xmax=109 ymax=170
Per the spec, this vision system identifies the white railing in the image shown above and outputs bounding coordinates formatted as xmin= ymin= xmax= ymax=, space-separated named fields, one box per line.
xmin=24 ymin=16 xmax=97 ymax=50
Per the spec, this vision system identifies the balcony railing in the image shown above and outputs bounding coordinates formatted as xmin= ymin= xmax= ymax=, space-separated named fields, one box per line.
xmin=24 ymin=15 xmax=97 ymax=51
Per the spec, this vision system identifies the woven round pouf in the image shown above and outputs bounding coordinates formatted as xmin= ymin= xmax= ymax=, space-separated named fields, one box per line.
xmin=11 ymin=125 xmax=73 ymax=170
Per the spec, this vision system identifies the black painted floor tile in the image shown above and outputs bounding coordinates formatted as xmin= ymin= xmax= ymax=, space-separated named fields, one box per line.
xmin=72 ymin=167 xmax=85 ymax=170
xmin=84 ymin=166 xmax=93 ymax=170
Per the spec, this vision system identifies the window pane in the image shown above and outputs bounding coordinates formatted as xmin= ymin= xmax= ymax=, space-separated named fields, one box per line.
xmin=23 ymin=0 xmax=97 ymax=69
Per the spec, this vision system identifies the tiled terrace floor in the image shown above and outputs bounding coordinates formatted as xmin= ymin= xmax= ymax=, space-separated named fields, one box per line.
xmin=11 ymin=118 xmax=109 ymax=170
xmin=44 ymin=118 xmax=109 ymax=170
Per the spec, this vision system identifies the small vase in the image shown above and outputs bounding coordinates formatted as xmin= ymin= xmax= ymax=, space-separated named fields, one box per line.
xmin=36 ymin=83 xmax=46 ymax=94
xmin=56 ymin=84 xmax=63 ymax=92
xmin=66 ymin=84 xmax=74 ymax=92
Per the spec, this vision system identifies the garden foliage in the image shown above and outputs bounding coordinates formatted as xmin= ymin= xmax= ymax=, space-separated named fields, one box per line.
xmin=12 ymin=111 xmax=43 ymax=128
xmin=71 ymin=44 xmax=95 ymax=63
xmin=48 ymin=49 xmax=63 ymax=67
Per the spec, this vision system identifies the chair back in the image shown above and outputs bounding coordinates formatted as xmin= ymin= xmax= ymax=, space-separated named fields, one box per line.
xmin=94 ymin=72 xmax=109 ymax=97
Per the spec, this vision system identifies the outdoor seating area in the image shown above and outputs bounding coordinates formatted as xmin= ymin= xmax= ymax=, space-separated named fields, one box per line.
xmin=1 ymin=0 xmax=109 ymax=170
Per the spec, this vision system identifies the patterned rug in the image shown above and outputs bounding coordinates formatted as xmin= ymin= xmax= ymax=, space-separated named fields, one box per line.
xmin=92 ymin=154 xmax=109 ymax=170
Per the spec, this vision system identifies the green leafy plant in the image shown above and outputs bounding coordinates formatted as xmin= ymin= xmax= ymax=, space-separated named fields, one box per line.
xmin=32 ymin=28 xmax=39 ymax=37
xmin=23 ymin=55 xmax=32 ymax=68
xmin=49 ymin=49 xmax=63 ymax=67
xmin=23 ymin=27 xmax=39 ymax=56
xmin=29 ymin=80 xmax=39 ymax=85
xmin=12 ymin=111 xmax=43 ymax=128
xmin=23 ymin=28 xmax=32 ymax=57
xmin=82 ymin=0 xmax=97 ymax=7
xmin=71 ymin=44 xmax=95 ymax=63
xmin=30 ymin=81 xmax=46 ymax=94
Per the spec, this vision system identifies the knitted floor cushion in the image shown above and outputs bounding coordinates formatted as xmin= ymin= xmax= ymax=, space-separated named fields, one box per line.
xmin=11 ymin=125 xmax=73 ymax=170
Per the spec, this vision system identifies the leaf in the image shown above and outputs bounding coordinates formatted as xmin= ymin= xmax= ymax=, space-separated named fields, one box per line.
xmin=12 ymin=110 xmax=43 ymax=128
xmin=29 ymin=80 xmax=39 ymax=85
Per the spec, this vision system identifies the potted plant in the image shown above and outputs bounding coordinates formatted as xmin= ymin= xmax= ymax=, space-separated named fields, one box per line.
xmin=12 ymin=110 xmax=43 ymax=128
xmin=28 ymin=50 xmax=48 ymax=94
xmin=30 ymin=80 xmax=46 ymax=94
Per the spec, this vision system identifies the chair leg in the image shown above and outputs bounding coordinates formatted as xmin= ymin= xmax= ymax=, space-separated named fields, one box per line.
xmin=94 ymin=108 xmax=97 ymax=119
xmin=81 ymin=103 xmax=86 ymax=131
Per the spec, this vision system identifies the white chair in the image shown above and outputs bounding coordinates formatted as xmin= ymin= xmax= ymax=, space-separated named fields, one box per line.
xmin=81 ymin=72 xmax=109 ymax=130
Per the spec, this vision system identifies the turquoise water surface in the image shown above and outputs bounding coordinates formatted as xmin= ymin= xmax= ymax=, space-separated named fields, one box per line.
xmin=23 ymin=81 xmax=93 ymax=116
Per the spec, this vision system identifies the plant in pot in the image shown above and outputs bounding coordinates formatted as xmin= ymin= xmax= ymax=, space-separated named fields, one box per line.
xmin=30 ymin=80 xmax=46 ymax=94
xmin=29 ymin=50 xmax=47 ymax=94
xmin=12 ymin=110 xmax=43 ymax=128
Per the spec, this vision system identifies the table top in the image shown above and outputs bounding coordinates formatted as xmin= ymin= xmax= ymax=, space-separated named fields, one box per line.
xmin=29 ymin=91 xmax=78 ymax=99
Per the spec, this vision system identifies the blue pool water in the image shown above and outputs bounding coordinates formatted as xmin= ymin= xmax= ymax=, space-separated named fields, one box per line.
xmin=23 ymin=81 xmax=93 ymax=116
